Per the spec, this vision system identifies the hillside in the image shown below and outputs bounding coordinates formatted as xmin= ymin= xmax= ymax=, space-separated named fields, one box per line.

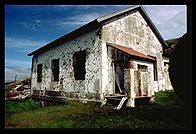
xmin=163 ymin=37 xmax=181 ymax=57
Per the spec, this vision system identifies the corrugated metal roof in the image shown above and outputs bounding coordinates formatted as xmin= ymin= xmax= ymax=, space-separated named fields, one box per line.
xmin=107 ymin=43 xmax=156 ymax=61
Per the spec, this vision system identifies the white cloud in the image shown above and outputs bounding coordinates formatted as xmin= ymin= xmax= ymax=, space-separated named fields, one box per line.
xmin=19 ymin=19 xmax=43 ymax=31
xmin=144 ymin=5 xmax=186 ymax=24
xmin=57 ymin=5 xmax=186 ymax=39
xmin=60 ymin=13 xmax=100 ymax=26
xmin=51 ymin=5 xmax=129 ymax=10
xmin=5 ymin=5 xmax=187 ymax=82
xmin=5 ymin=37 xmax=45 ymax=82
xmin=51 ymin=5 xmax=94 ymax=10
xmin=5 ymin=59 xmax=32 ymax=67
xmin=5 ymin=37 xmax=48 ymax=53
xmin=144 ymin=5 xmax=186 ymax=39
xmin=5 ymin=59 xmax=32 ymax=83
xmin=35 ymin=19 xmax=41 ymax=23
xmin=58 ymin=5 xmax=130 ymax=27
xmin=5 ymin=66 xmax=31 ymax=83
xmin=156 ymin=10 xmax=187 ymax=39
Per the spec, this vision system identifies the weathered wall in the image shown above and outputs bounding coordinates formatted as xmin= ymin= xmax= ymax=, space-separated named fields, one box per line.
xmin=124 ymin=60 xmax=154 ymax=98
xmin=31 ymin=29 xmax=103 ymax=101
xmin=101 ymin=10 xmax=167 ymax=93
xmin=163 ymin=56 xmax=173 ymax=90
xmin=30 ymin=9 xmax=173 ymax=102
xmin=132 ymin=60 xmax=154 ymax=96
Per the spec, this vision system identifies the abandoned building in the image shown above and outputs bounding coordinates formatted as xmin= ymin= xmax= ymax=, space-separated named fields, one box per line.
xmin=28 ymin=5 xmax=173 ymax=108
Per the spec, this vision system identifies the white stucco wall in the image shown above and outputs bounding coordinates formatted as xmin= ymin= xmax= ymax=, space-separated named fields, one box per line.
xmin=31 ymin=29 xmax=103 ymax=101
xmin=30 ymin=9 xmax=172 ymax=102
xmin=132 ymin=60 xmax=154 ymax=96
xmin=101 ymin=10 xmax=166 ymax=93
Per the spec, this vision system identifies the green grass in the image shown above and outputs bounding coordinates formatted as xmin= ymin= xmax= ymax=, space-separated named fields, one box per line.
xmin=5 ymin=99 xmax=40 ymax=114
xmin=155 ymin=90 xmax=184 ymax=107
xmin=5 ymin=90 xmax=191 ymax=129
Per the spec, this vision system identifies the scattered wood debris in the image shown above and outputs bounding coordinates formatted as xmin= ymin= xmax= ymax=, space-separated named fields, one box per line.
xmin=6 ymin=79 xmax=31 ymax=100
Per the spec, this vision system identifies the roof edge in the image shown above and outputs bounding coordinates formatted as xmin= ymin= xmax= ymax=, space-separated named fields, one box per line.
xmin=28 ymin=19 xmax=100 ymax=56
xmin=138 ymin=6 xmax=168 ymax=48
xmin=97 ymin=5 xmax=141 ymax=23
xmin=28 ymin=5 xmax=168 ymax=56
xmin=97 ymin=5 xmax=168 ymax=49
xmin=107 ymin=43 xmax=156 ymax=62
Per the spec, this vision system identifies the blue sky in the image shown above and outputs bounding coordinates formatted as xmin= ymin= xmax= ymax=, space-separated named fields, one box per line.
xmin=5 ymin=5 xmax=186 ymax=83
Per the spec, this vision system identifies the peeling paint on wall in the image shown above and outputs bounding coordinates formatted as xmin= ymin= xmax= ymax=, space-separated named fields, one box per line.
xmin=101 ymin=10 xmax=172 ymax=94
xmin=31 ymin=29 xmax=102 ymax=101
xmin=30 ymin=9 xmax=172 ymax=102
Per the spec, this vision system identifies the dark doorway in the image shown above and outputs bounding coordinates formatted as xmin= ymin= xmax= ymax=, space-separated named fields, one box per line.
xmin=114 ymin=61 xmax=125 ymax=94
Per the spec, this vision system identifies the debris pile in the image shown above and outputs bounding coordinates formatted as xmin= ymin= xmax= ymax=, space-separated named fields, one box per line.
xmin=6 ymin=79 xmax=31 ymax=100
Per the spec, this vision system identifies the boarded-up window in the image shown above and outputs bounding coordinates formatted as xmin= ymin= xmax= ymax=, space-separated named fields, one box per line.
xmin=37 ymin=64 xmax=42 ymax=82
xmin=52 ymin=59 xmax=59 ymax=81
xmin=73 ymin=50 xmax=86 ymax=80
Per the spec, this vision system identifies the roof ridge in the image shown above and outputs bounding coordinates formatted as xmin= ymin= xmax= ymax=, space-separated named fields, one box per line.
xmin=97 ymin=5 xmax=141 ymax=22
xmin=28 ymin=5 xmax=167 ymax=56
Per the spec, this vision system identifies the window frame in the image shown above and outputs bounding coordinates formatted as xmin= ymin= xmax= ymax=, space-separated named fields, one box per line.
xmin=37 ymin=64 xmax=43 ymax=82
xmin=51 ymin=59 xmax=60 ymax=82
xmin=73 ymin=50 xmax=86 ymax=80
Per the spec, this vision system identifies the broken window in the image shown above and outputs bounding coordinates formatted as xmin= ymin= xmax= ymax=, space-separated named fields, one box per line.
xmin=138 ymin=64 xmax=148 ymax=71
xmin=51 ymin=59 xmax=59 ymax=82
xmin=164 ymin=62 xmax=169 ymax=66
xmin=73 ymin=50 xmax=86 ymax=80
xmin=164 ymin=62 xmax=169 ymax=73
xmin=37 ymin=64 xmax=42 ymax=82
xmin=153 ymin=61 xmax=158 ymax=81
xmin=148 ymin=55 xmax=158 ymax=81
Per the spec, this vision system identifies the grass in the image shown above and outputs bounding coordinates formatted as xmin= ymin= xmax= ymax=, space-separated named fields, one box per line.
xmin=5 ymin=90 xmax=191 ymax=129
xmin=5 ymin=99 xmax=40 ymax=114
xmin=155 ymin=90 xmax=184 ymax=107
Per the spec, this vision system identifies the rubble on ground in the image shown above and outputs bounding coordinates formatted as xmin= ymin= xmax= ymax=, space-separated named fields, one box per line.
xmin=6 ymin=79 xmax=31 ymax=100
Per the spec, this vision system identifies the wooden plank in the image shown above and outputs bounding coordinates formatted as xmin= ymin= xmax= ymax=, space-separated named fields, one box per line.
xmin=105 ymin=94 xmax=127 ymax=98
xmin=107 ymin=98 xmax=122 ymax=101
